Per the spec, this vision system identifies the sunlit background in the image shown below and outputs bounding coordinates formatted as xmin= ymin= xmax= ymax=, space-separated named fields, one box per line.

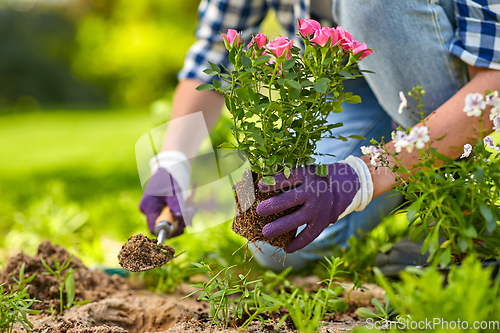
xmin=0 ymin=0 xmax=303 ymax=268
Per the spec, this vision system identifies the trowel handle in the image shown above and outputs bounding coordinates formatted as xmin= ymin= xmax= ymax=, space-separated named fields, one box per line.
xmin=154 ymin=207 xmax=179 ymax=243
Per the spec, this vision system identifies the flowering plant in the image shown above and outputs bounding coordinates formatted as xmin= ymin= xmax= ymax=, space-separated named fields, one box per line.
xmin=362 ymin=87 xmax=500 ymax=267
xmin=199 ymin=20 xmax=373 ymax=184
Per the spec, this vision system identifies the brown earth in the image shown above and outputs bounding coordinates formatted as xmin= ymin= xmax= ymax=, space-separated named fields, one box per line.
xmin=232 ymin=170 xmax=298 ymax=251
xmin=118 ymin=234 xmax=175 ymax=272
xmin=2 ymin=241 xmax=382 ymax=333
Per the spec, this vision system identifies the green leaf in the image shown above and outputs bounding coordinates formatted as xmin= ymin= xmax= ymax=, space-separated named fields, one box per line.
xmin=464 ymin=225 xmax=477 ymax=238
xmin=262 ymin=176 xmax=276 ymax=186
xmin=65 ymin=268 xmax=75 ymax=308
xmin=266 ymin=155 xmax=277 ymax=166
xmin=284 ymin=166 xmax=291 ymax=179
xmin=235 ymin=88 xmax=250 ymax=102
xmin=313 ymin=82 xmax=328 ymax=94
xmin=371 ymin=298 xmax=385 ymax=314
xmin=407 ymin=198 xmax=422 ymax=222
xmin=196 ymin=83 xmax=215 ymax=91
xmin=315 ymin=164 xmax=329 ymax=177
xmin=473 ymin=167 xmax=485 ymax=183
xmin=282 ymin=58 xmax=295 ymax=70
xmin=434 ymin=152 xmax=455 ymax=162
xmin=241 ymin=55 xmax=252 ymax=68
xmin=228 ymin=48 xmax=236 ymax=64
xmin=458 ymin=237 xmax=468 ymax=252
xmin=255 ymin=55 xmax=271 ymax=65
xmin=479 ymin=202 xmax=497 ymax=233
xmin=208 ymin=61 xmax=221 ymax=73
xmin=339 ymin=71 xmax=355 ymax=79
xmin=250 ymin=131 xmax=265 ymax=146
xmin=269 ymin=102 xmax=284 ymax=112
xmin=439 ymin=246 xmax=451 ymax=268
xmin=202 ymin=69 xmax=219 ymax=76
xmin=316 ymin=77 xmax=331 ymax=85
xmin=345 ymin=95 xmax=361 ymax=104
xmin=212 ymin=79 xmax=222 ymax=89
xmin=286 ymin=80 xmax=301 ymax=90
xmin=40 ymin=257 xmax=56 ymax=276
xmin=348 ymin=134 xmax=365 ymax=140
xmin=356 ymin=307 xmax=378 ymax=319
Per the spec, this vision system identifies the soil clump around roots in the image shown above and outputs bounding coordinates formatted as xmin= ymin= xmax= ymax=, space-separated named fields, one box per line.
xmin=118 ymin=234 xmax=175 ymax=272
xmin=232 ymin=170 xmax=299 ymax=251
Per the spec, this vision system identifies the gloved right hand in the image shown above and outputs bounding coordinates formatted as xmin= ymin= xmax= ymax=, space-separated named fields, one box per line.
xmin=139 ymin=151 xmax=191 ymax=238
xmin=139 ymin=168 xmax=185 ymax=237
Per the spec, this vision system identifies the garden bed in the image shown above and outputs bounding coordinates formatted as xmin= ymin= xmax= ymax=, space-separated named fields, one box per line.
xmin=1 ymin=241 xmax=383 ymax=333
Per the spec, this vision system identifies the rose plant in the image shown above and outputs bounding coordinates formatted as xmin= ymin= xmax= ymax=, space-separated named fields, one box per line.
xmin=198 ymin=20 xmax=373 ymax=249
xmin=199 ymin=21 xmax=373 ymax=182
xmin=362 ymin=87 xmax=500 ymax=267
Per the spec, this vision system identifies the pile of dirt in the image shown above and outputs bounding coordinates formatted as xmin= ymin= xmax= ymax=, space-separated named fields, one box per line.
xmin=118 ymin=234 xmax=175 ymax=272
xmin=232 ymin=170 xmax=298 ymax=250
xmin=0 ymin=240 xmax=127 ymax=311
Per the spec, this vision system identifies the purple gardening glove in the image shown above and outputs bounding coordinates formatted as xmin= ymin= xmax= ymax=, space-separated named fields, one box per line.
xmin=139 ymin=168 xmax=186 ymax=238
xmin=256 ymin=163 xmax=360 ymax=253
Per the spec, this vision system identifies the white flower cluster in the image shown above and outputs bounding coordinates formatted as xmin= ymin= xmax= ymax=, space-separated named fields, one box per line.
xmin=391 ymin=126 xmax=430 ymax=153
xmin=461 ymin=136 xmax=500 ymax=159
xmin=360 ymin=145 xmax=384 ymax=167
xmin=463 ymin=91 xmax=500 ymax=132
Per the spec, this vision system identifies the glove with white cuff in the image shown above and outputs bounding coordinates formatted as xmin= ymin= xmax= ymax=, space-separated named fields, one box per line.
xmin=139 ymin=151 xmax=191 ymax=238
xmin=256 ymin=156 xmax=373 ymax=253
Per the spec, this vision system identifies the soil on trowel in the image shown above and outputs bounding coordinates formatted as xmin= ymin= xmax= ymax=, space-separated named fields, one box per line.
xmin=35 ymin=318 xmax=127 ymax=333
xmin=0 ymin=240 xmax=127 ymax=311
xmin=118 ymin=234 xmax=175 ymax=272
xmin=232 ymin=170 xmax=299 ymax=251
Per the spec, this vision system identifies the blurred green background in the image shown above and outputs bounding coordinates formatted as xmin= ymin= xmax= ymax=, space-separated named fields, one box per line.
xmin=0 ymin=0 xmax=293 ymax=267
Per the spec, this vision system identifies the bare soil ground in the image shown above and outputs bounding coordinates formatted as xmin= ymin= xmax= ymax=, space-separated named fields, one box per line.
xmin=1 ymin=241 xmax=382 ymax=333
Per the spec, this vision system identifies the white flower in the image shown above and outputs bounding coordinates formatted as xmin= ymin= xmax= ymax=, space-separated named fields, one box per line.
xmin=487 ymin=91 xmax=500 ymax=121
xmin=392 ymin=130 xmax=413 ymax=153
xmin=398 ymin=91 xmax=407 ymax=114
xmin=484 ymin=136 xmax=500 ymax=152
xmin=408 ymin=126 xmax=430 ymax=150
xmin=493 ymin=113 xmax=500 ymax=133
xmin=460 ymin=143 xmax=472 ymax=159
xmin=360 ymin=145 xmax=384 ymax=167
xmin=463 ymin=93 xmax=486 ymax=117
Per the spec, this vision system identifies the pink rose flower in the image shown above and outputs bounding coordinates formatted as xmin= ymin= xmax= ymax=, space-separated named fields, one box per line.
xmin=221 ymin=29 xmax=241 ymax=49
xmin=298 ymin=19 xmax=321 ymax=38
xmin=351 ymin=40 xmax=373 ymax=59
xmin=254 ymin=33 xmax=268 ymax=49
xmin=325 ymin=27 xmax=341 ymax=47
xmin=266 ymin=36 xmax=293 ymax=59
xmin=310 ymin=27 xmax=330 ymax=47
xmin=336 ymin=26 xmax=354 ymax=51
xmin=247 ymin=33 xmax=268 ymax=49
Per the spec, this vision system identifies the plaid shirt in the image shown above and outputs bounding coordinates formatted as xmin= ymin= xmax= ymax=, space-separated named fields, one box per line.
xmin=179 ymin=0 xmax=500 ymax=84
xmin=449 ymin=0 xmax=500 ymax=70
xmin=178 ymin=0 xmax=309 ymax=83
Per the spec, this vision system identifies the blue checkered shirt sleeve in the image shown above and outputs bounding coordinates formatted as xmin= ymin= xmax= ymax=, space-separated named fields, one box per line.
xmin=449 ymin=0 xmax=500 ymax=70
xmin=178 ymin=0 xmax=309 ymax=84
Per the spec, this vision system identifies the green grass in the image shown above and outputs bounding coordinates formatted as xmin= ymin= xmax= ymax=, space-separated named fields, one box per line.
xmin=0 ymin=108 xmax=248 ymax=268
xmin=0 ymin=109 xmax=154 ymax=265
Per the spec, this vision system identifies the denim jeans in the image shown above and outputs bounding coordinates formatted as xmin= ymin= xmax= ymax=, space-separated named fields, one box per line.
xmin=250 ymin=0 xmax=468 ymax=271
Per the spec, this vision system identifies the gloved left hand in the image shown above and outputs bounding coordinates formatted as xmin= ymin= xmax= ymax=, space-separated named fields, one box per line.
xmin=256 ymin=156 xmax=373 ymax=253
